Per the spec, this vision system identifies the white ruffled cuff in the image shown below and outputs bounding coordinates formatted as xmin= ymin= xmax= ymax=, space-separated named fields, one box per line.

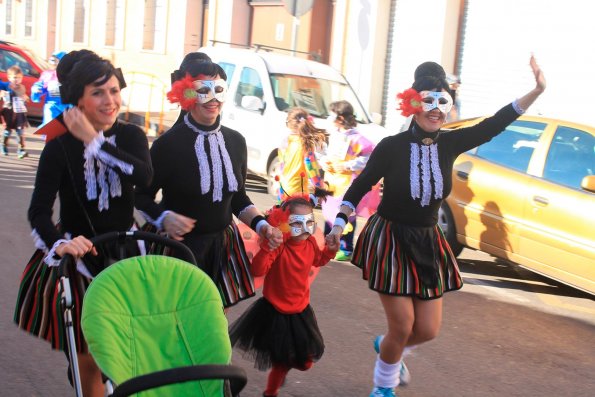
xmin=255 ymin=219 xmax=269 ymax=236
xmin=341 ymin=200 xmax=356 ymax=214
xmin=84 ymin=132 xmax=106 ymax=157
xmin=512 ymin=99 xmax=525 ymax=115
xmin=155 ymin=210 xmax=172 ymax=230
xmin=238 ymin=204 xmax=256 ymax=219
xmin=44 ymin=239 xmax=70 ymax=267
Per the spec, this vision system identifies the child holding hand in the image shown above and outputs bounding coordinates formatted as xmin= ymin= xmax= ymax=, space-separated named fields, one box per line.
xmin=230 ymin=191 xmax=338 ymax=397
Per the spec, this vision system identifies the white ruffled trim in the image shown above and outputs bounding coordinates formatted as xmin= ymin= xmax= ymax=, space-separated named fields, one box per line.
xmin=410 ymin=143 xmax=421 ymax=199
xmin=31 ymin=229 xmax=48 ymax=251
xmin=154 ymin=210 xmax=171 ymax=230
xmin=83 ymin=133 xmax=130 ymax=211
xmin=512 ymin=99 xmax=525 ymax=114
xmin=185 ymin=114 xmax=239 ymax=203
xmin=255 ymin=220 xmax=269 ymax=236
xmin=42 ymin=225 xmax=143 ymax=278
xmin=139 ymin=209 xmax=171 ymax=231
xmin=410 ymin=142 xmax=443 ymax=206
xmin=96 ymin=135 xmax=134 ymax=176
xmin=44 ymin=238 xmax=70 ymax=267
xmin=430 ymin=144 xmax=443 ymax=199
xmin=340 ymin=200 xmax=356 ymax=214
xmin=208 ymin=133 xmax=224 ymax=201
xmin=216 ymin=132 xmax=238 ymax=192
xmin=195 ymin=130 xmax=211 ymax=194
xmin=420 ymin=145 xmax=431 ymax=206
xmin=238 ymin=204 xmax=255 ymax=219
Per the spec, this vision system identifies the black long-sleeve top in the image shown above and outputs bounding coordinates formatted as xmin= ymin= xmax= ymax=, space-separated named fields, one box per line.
xmin=28 ymin=121 xmax=153 ymax=249
xmin=343 ymin=104 xmax=520 ymax=227
xmin=135 ymin=115 xmax=253 ymax=234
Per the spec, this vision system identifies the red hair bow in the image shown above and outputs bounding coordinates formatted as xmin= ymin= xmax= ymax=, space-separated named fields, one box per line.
xmin=396 ymin=88 xmax=423 ymax=117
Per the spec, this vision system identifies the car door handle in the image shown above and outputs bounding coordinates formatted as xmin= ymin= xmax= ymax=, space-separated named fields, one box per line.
xmin=533 ymin=195 xmax=549 ymax=205
xmin=456 ymin=171 xmax=469 ymax=180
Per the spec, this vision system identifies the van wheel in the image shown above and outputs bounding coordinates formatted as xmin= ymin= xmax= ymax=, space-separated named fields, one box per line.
xmin=438 ymin=203 xmax=463 ymax=257
xmin=267 ymin=156 xmax=281 ymax=197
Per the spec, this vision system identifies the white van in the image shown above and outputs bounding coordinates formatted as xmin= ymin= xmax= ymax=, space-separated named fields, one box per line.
xmin=199 ymin=46 xmax=390 ymax=194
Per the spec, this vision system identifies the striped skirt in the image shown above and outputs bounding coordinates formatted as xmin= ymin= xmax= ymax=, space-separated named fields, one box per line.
xmin=145 ymin=222 xmax=255 ymax=308
xmin=14 ymin=249 xmax=92 ymax=352
xmin=352 ymin=213 xmax=463 ymax=299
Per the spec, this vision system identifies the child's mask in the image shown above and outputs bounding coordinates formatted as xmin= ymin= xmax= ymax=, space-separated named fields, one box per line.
xmin=288 ymin=213 xmax=316 ymax=237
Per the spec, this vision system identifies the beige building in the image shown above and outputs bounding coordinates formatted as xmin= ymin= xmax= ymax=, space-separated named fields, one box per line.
xmin=0 ymin=0 xmax=460 ymax=128
xmin=5 ymin=1 xmax=590 ymax=129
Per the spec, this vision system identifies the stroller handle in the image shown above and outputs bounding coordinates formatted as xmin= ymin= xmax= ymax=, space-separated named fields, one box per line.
xmin=110 ymin=365 xmax=248 ymax=397
xmin=58 ymin=230 xmax=197 ymax=278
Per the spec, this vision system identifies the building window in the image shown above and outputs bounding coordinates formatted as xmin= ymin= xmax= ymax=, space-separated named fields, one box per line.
xmin=105 ymin=0 xmax=125 ymax=48
xmin=142 ymin=0 xmax=168 ymax=52
xmin=24 ymin=0 xmax=34 ymax=37
xmin=5 ymin=0 xmax=13 ymax=36
xmin=73 ymin=0 xmax=87 ymax=43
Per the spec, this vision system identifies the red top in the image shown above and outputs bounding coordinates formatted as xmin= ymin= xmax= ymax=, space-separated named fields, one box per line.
xmin=251 ymin=235 xmax=335 ymax=314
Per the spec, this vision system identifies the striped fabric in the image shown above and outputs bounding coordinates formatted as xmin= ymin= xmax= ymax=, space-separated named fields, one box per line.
xmin=143 ymin=222 xmax=255 ymax=308
xmin=219 ymin=222 xmax=256 ymax=307
xmin=14 ymin=249 xmax=92 ymax=352
xmin=352 ymin=214 xmax=463 ymax=299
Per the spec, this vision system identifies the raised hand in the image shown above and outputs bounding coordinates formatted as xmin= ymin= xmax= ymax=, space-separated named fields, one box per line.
xmin=62 ymin=107 xmax=99 ymax=144
xmin=530 ymin=55 xmax=546 ymax=93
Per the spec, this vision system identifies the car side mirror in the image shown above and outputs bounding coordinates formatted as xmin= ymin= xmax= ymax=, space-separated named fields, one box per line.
xmin=241 ymin=95 xmax=265 ymax=112
xmin=580 ymin=175 xmax=595 ymax=193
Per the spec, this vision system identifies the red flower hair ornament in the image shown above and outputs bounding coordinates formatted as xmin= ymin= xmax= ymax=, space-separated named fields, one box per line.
xmin=167 ymin=74 xmax=198 ymax=111
xmin=396 ymin=88 xmax=423 ymax=117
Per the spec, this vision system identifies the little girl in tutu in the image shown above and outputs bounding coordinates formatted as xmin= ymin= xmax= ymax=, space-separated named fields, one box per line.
xmin=229 ymin=190 xmax=338 ymax=397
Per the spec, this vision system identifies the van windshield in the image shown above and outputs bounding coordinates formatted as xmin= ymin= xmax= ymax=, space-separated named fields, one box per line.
xmin=269 ymin=73 xmax=370 ymax=123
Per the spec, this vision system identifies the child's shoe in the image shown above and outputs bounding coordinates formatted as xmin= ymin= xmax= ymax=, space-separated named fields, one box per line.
xmin=373 ymin=335 xmax=411 ymax=386
xmin=369 ymin=386 xmax=397 ymax=397
xmin=17 ymin=149 xmax=28 ymax=159
xmin=334 ymin=250 xmax=352 ymax=261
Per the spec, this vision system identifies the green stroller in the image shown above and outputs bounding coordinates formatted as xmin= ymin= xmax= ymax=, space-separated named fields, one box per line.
xmin=58 ymin=231 xmax=247 ymax=396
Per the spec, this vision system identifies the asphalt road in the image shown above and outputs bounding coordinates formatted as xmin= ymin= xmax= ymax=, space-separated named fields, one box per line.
xmin=1 ymin=130 xmax=594 ymax=396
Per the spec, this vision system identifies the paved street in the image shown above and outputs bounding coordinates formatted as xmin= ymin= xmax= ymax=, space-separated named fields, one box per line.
xmin=1 ymin=128 xmax=594 ymax=396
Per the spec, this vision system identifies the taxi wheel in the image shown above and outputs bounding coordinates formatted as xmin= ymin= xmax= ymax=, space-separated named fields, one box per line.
xmin=438 ymin=203 xmax=463 ymax=257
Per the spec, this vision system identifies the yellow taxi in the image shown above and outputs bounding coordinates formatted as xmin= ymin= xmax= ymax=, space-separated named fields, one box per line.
xmin=439 ymin=115 xmax=595 ymax=294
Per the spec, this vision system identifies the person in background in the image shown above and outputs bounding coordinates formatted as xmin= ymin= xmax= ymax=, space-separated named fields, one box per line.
xmin=326 ymin=56 xmax=546 ymax=397
xmin=31 ymin=51 xmax=72 ymax=127
xmin=230 ymin=192 xmax=338 ymax=397
xmin=320 ymin=100 xmax=377 ymax=261
xmin=14 ymin=49 xmax=153 ymax=397
xmin=278 ymin=107 xmax=327 ymax=198
xmin=135 ymin=56 xmax=283 ymax=308
xmin=1 ymin=65 xmax=29 ymax=158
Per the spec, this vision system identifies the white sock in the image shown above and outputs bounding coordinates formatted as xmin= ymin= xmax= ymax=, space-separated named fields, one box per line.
xmin=373 ymin=356 xmax=401 ymax=388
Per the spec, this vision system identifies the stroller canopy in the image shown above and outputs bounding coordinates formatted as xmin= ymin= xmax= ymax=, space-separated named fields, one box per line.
xmin=81 ymin=255 xmax=231 ymax=396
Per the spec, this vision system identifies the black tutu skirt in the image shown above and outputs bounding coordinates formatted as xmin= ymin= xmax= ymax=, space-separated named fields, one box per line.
xmin=229 ymin=298 xmax=324 ymax=371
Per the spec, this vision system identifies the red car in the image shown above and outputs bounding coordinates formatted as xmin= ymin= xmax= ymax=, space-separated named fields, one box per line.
xmin=0 ymin=40 xmax=50 ymax=119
